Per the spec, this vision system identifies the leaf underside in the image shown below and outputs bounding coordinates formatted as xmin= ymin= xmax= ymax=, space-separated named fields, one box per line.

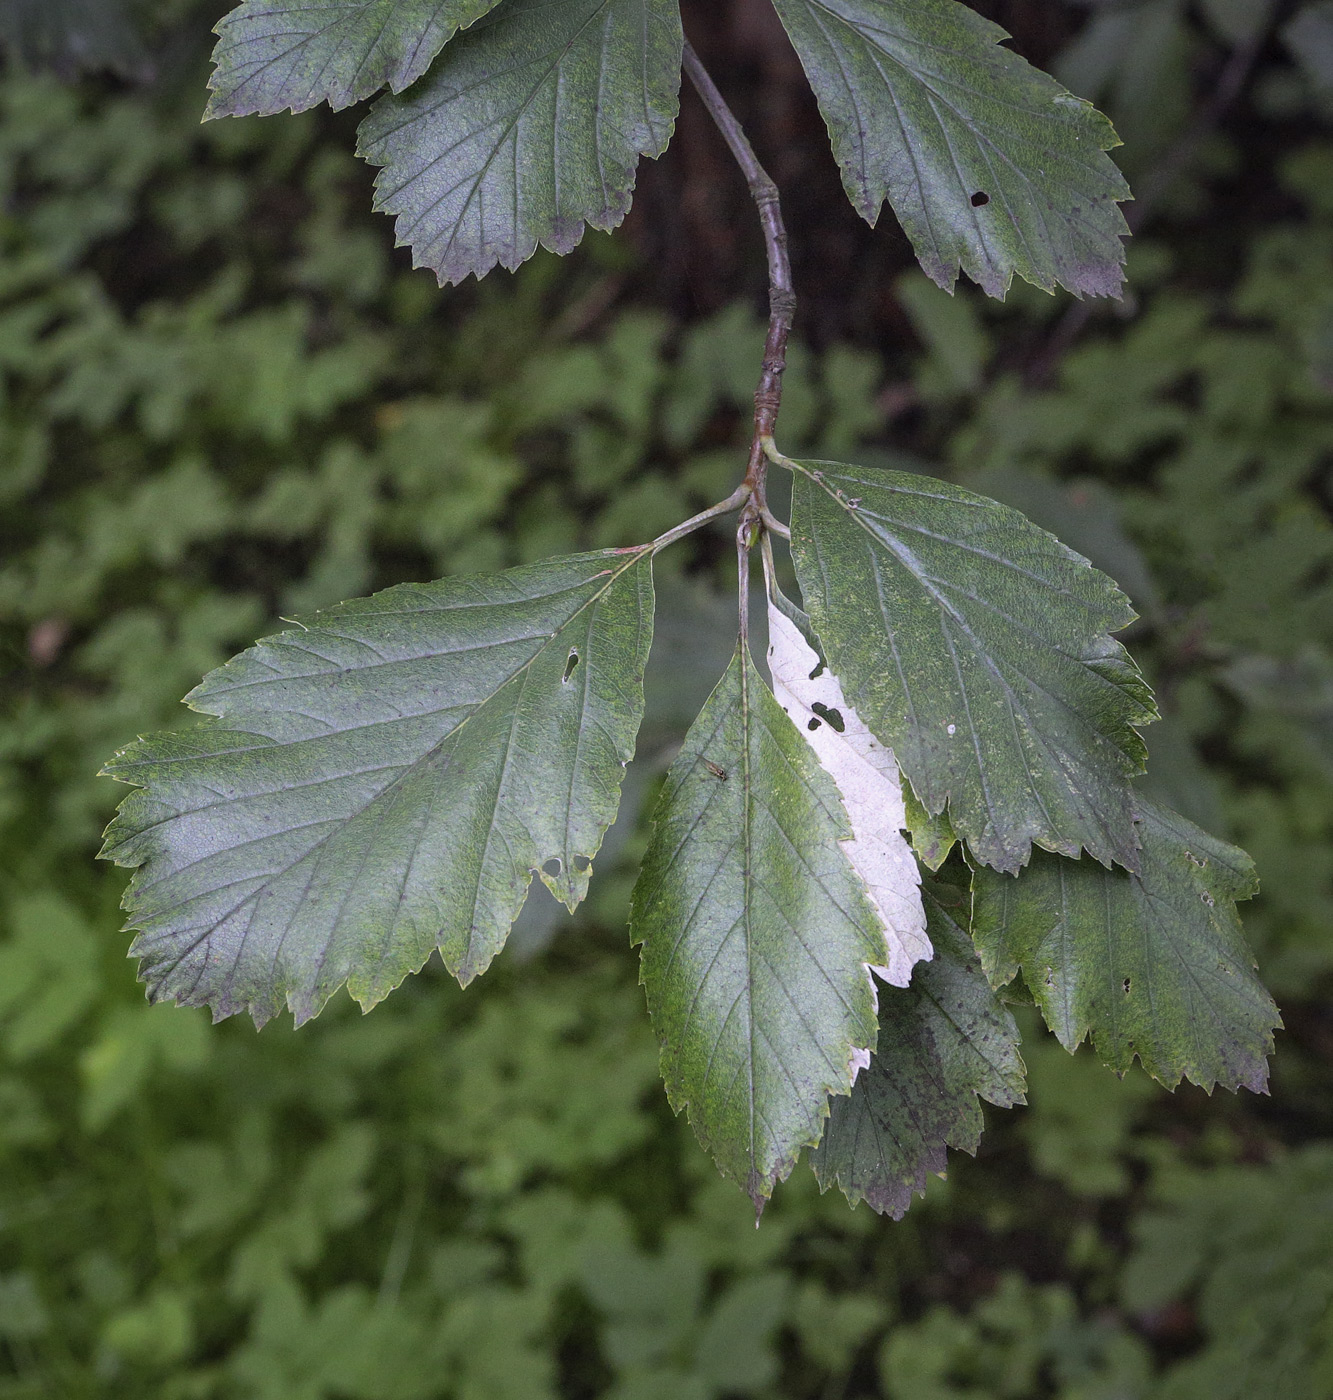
xmin=630 ymin=643 xmax=887 ymax=1208
xmin=811 ymin=881 xmax=1026 ymax=1217
xmin=971 ymin=798 xmax=1280 ymax=1092
xmin=766 ymin=598 xmax=930 ymax=986
xmin=356 ymin=0 xmax=683 ymax=284
xmin=207 ymin=0 xmax=500 ymax=117
xmin=101 ymin=551 xmax=654 ymax=1027
xmin=788 ymin=460 xmax=1158 ymax=875
xmin=770 ymin=0 xmax=1130 ymax=297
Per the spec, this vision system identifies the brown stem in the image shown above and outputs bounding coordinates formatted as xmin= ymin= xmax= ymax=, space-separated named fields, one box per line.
xmin=682 ymin=39 xmax=795 ymax=527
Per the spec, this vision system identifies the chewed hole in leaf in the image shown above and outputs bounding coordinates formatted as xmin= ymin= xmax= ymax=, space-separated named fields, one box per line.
xmin=543 ymin=857 xmax=563 ymax=878
xmin=971 ymin=190 xmax=990 ymax=207
xmin=573 ymin=855 xmax=591 ymax=874
xmin=808 ymin=717 xmax=821 ymax=731
xmin=563 ymin=649 xmax=580 ymax=683
xmin=1123 ymin=978 xmax=1131 ymax=995
xmin=810 ymin=702 xmax=846 ymax=733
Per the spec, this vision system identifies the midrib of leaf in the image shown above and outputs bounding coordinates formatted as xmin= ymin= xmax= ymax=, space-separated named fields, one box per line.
xmin=132 ymin=546 xmax=650 ymax=957
xmin=739 ymin=638 xmax=758 ymax=1176
xmin=388 ymin=0 xmax=615 ymax=266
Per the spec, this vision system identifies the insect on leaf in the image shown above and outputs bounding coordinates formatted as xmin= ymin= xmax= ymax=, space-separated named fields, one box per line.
xmin=206 ymin=0 xmax=501 ymax=118
xmin=811 ymin=881 xmax=1025 ymax=1217
xmin=788 ymin=460 xmax=1158 ymax=874
xmin=769 ymin=0 xmax=1130 ymax=297
xmin=100 ymin=551 xmax=655 ymax=1027
xmin=766 ymin=597 xmax=930 ymax=986
xmin=356 ymin=0 xmax=683 ymax=284
xmin=630 ymin=643 xmax=887 ymax=1208
xmin=971 ymin=797 xmax=1280 ymax=1092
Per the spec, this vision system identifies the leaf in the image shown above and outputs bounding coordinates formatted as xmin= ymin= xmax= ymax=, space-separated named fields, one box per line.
xmin=766 ymin=597 xmax=930 ymax=986
xmin=207 ymin=0 xmax=502 ymax=118
xmin=811 ymin=882 xmax=1025 ymax=1217
xmin=971 ymin=798 xmax=1280 ymax=1092
xmin=769 ymin=0 xmax=1130 ymax=297
xmin=356 ymin=0 xmax=682 ymax=285
xmin=902 ymin=782 xmax=956 ymax=871
xmin=630 ymin=643 xmax=887 ymax=1207
xmin=787 ymin=459 xmax=1157 ymax=874
xmin=100 ymin=550 xmax=655 ymax=1026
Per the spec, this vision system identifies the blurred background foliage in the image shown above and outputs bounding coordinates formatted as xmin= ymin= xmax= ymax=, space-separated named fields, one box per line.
xmin=1 ymin=0 xmax=1332 ymax=1395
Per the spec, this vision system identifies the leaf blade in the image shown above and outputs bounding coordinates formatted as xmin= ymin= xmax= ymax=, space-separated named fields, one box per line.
xmin=207 ymin=0 xmax=502 ymax=117
xmin=788 ymin=460 xmax=1157 ymax=873
xmin=971 ymin=798 xmax=1280 ymax=1092
xmin=630 ymin=643 xmax=887 ymax=1206
xmin=356 ymin=0 xmax=682 ymax=284
xmin=770 ymin=0 xmax=1130 ymax=297
xmin=811 ymin=882 xmax=1025 ymax=1216
xmin=100 ymin=551 xmax=655 ymax=1026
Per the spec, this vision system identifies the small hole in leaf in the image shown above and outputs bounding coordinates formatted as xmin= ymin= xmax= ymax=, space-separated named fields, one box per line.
xmin=573 ymin=855 xmax=590 ymax=874
xmin=809 ymin=659 xmax=826 ymax=680
xmin=543 ymin=858 xmax=563 ymax=878
xmin=971 ymin=190 xmax=990 ymax=206
xmin=807 ymin=717 xmax=822 ymax=731
xmin=1123 ymin=978 xmax=1131 ymax=995
xmin=1201 ymin=891 xmax=1215 ymax=907
xmin=562 ymin=649 xmax=579 ymax=683
xmin=811 ymin=702 xmax=845 ymax=733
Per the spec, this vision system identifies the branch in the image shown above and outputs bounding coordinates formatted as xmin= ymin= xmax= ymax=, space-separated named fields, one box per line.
xmin=682 ymin=39 xmax=795 ymax=520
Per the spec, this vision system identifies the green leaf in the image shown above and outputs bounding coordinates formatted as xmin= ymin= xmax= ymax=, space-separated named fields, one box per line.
xmin=811 ymin=882 xmax=1025 ymax=1217
xmin=902 ymin=781 xmax=956 ymax=871
xmin=769 ymin=0 xmax=1130 ymax=297
xmin=207 ymin=1 xmax=502 ymax=118
xmin=100 ymin=550 xmax=655 ymax=1026
xmin=630 ymin=643 xmax=887 ymax=1207
xmin=356 ymin=0 xmax=682 ymax=285
xmin=787 ymin=459 xmax=1157 ymax=874
xmin=971 ymin=798 xmax=1280 ymax=1092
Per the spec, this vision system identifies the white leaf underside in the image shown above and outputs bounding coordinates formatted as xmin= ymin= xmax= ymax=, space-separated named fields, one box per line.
xmin=767 ymin=601 xmax=931 ymax=1003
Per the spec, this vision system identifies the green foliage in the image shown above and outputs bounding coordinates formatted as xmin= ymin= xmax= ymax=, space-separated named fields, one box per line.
xmin=811 ymin=881 xmax=1025 ymax=1218
xmin=207 ymin=0 xmax=500 ymax=117
xmin=103 ymin=552 xmax=655 ymax=1023
xmin=787 ymin=459 xmax=1157 ymax=873
xmin=205 ymin=0 xmax=1128 ymax=293
xmin=631 ymin=643 xmax=886 ymax=1206
xmin=769 ymin=0 xmax=1130 ymax=297
xmin=2 ymin=8 xmax=1332 ymax=1396
xmin=972 ymin=799 xmax=1278 ymax=1092
xmin=356 ymin=0 xmax=683 ymax=284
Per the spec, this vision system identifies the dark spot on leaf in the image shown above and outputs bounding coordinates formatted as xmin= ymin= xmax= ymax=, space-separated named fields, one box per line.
xmin=971 ymin=190 xmax=990 ymax=207
xmin=562 ymin=649 xmax=579 ymax=683
xmin=809 ymin=659 xmax=826 ymax=680
xmin=1201 ymin=891 xmax=1215 ymax=907
xmin=1123 ymin=978 xmax=1131 ymax=995
xmin=543 ymin=858 xmax=562 ymax=878
xmin=808 ymin=717 xmax=821 ymax=731
xmin=811 ymin=702 xmax=845 ymax=733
